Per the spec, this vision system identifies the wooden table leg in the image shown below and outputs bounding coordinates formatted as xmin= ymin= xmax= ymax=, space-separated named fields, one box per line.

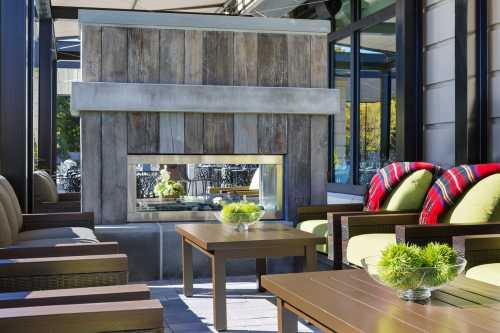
xmin=304 ymin=245 xmax=317 ymax=272
xmin=277 ymin=298 xmax=297 ymax=333
xmin=182 ymin=237 xmax=193 ymax=297
xmin=212 ymin=253 xmax=227 ymax=331
xmin=256 ymin=258 xmax=267 ymax=292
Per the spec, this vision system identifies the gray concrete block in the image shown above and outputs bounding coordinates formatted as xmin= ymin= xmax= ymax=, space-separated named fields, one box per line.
xmin=95 ymin=223 xmax=161 ymax=282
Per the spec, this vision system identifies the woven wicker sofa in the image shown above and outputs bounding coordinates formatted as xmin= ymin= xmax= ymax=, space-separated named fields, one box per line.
xmin=0 ymin=175 xmax=128 ymax=292
xmin=33 ymin=170 xmax=80 ymax=213
xmin=0 ymin=284 xmax=164 ymax=333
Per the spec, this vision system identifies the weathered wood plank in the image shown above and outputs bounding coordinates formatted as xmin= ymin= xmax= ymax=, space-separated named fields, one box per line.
xmin=287 ymin=35 xmax=311 ymax=88
xmin=204 ymin=31 xmax=234 ymax=85
xmin=80 ymin=25 xmax=102 ymax=223
xmin=184 ymin=30 xmax=204 ymax=153
xmin=286 ymin=35 xmax=312 ymax=219
xmin=184 ymin=30 xmax=204 ymax=85
xmin=257 ymin=115 xmax=287 ymax=154
xmin=310 ymin=116 xmax=329 ymax=205
xmin=101 ymin=27 xmax=128 ymax=82
xmin=184 ymin=113 xmax=204 ymax=154
xmin=204 ymin=114 xmax=234 ymax=154
xmin=257 ymin=33 xmax=288 ymax=87
xmin=257 ymin=33 xmax=288 ymax=154
xmin=127 ymin=113 xmax=160 ymax=154
xmin=80 ymin=112 xmax=101 ymax=224
xmin=310 ymin=35 xmax=329 ymax=204
xmin=127 ymin=28 xmax=160 ymax=154
xmin=203 ymin=31 xmax=234 ymax=154
xmin=101 ymin=27 xmax=128 ymax=224
xmin=101 ymin=113 xmax=128 ymax=225
xmin=287 ymin=115 xmax=311 ymax=223
xmin=310 ymin=35 xmax=328 ymax=89
xmin=234 ymin=32 xmax=258 ymax=154
xmin=234 ymin=32 xmax=258 ymax=86
xmin=128 ymin=28 xmax=160 ymax=83
xmin=81 ymin=25 xmax=101 ymax=82
xmin=159 ymin=113 xmax=184 ymax=154
xmin=159 ymin=29 xmax=185 ymax=153
xmin=159 ymin=29 xmax=185 ymax=84
xmin=234 ymin=114 xmax=258 ymax=154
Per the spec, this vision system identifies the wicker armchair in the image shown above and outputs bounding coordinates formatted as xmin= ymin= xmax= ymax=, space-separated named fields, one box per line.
xmin=33 ymin=170 xmax=81 ymax=213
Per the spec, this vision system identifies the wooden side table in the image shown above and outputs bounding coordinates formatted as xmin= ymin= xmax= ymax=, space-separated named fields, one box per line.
xmin=176 ymin=223 xmax=325 ymax=331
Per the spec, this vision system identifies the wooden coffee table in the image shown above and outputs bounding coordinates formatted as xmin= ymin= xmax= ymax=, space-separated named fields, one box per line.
xmin=262 ymin=269 xmax=500 ymax=333
xmin=175 ymin=223 xmax=325 ymax=331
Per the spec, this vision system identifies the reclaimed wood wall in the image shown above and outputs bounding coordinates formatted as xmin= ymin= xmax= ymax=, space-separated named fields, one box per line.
xmin=81 ymin=24 xmax=329 ymax=224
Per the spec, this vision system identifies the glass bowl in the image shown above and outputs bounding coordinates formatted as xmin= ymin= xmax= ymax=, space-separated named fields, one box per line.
xmin=361 ymin=255 xmax=467 ymax=301
xmin=214 ymin=211 xmax=265 ymax=232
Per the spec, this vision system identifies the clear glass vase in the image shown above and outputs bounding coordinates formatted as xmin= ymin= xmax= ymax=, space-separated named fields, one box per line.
xmin=361 ymin=256 xmax=467 ymax=301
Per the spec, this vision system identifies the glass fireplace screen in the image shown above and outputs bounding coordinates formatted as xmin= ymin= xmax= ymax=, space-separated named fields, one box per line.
xmin=127 ymin=155 xmax=283 ymax=221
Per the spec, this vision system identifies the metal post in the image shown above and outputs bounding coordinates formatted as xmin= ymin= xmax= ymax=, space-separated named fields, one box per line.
xmin=0 ymin=0 xmax=31 ymax=212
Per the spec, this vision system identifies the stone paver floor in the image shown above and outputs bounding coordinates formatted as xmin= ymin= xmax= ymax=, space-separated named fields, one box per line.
xmin=149 ymin=276 xmax=320 ymax=333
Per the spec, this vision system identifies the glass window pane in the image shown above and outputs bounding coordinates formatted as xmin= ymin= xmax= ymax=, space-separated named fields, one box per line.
xmin=361 ymin=0 xmax=395 ymax=17
xmin=332 ymin=37 xmax=351 ymax=184
xmin=359 ymin=18 xmax=396 ymax=185
xmin=333 ymin=0 xmax=351 ymax=32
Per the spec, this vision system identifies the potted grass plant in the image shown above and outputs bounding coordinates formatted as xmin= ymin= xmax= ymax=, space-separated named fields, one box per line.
xmin=214 ymin=201 xmax=265 ymax=232
xmin=362 ymin=243 xmax=466 ymax=301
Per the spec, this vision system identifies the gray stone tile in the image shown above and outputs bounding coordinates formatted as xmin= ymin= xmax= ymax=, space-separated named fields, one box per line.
xmin=149 ymin=276 xmax=319 ymax=333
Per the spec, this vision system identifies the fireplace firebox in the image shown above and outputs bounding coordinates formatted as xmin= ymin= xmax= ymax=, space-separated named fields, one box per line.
xmin=127 ymin=155 xmax=283 ymax=221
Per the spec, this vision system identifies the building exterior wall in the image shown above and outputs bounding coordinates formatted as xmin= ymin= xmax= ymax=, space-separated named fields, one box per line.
xmin=489 ymin=1 xmax=500 ymax=161
xmin=423 ymin=0 xmax=456 ymax=167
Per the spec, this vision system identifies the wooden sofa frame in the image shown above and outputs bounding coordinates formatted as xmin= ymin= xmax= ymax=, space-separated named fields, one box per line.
xmin=340 ymin=213 xmax=500 ymax=267
xmin=297 ymin=203 xmax=418 ymax=269
xmin=453 ymin=234 xmax=500 ymax=270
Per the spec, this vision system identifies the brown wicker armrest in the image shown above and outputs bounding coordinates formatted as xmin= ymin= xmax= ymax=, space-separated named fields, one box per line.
xmin=396 ymin=222 xmax=500 ymax=247
xmin=58 ymin=192 xmax=81 ymax=202
xmin=21 ymin=212 xmax=94 ymax=231
xmin=341 ymin=213 xmax=419 ymax=265
xmin=297 ymin=203 xmax=365 ymax=222
xmin=0 ymin=242 xmax=120 ymax=259
xmin=34 ymin=201 xmax=81 ymax=213
xmin=0 ymin=284 xmax=150 ymax=308
xmin=0 ymin=254 xmax=128 ymax=292
xmin=0 ymin=299 xmax=164 ymax=333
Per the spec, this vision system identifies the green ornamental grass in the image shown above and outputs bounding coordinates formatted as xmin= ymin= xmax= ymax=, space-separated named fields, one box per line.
xmin=220 ymin=201 xmax=262 ymax=224
xmin=378 ymin=243 xmax=459 ymax=289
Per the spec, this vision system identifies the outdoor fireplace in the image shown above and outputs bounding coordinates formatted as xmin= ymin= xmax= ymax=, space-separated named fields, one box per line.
xmin=74 ymin=10 xmax=338 ymax=224
xmin=127 ymin=155 xmax=283 ymax=221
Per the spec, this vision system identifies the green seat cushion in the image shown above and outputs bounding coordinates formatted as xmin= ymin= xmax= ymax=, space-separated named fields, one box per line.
xmin=466 ymin=263 xmax=500 ymax=287
xmin=382 ymin=169 xmax=433 ymax=212
xmin=297 ymin=220 xmax=328 ymax=255
xmin=346 ymin=233 xmax=396 ymax=267
xmin=442 ymin=174 xmax=500 ymax=224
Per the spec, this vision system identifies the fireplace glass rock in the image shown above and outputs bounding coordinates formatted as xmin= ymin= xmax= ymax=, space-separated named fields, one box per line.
xmin=127 ymin=155 xmax=283 ymax=221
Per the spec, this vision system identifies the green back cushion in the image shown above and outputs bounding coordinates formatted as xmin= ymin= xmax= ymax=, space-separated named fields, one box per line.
xmin=381 ymin=169 xmax=433 ymax=211
xmin=441 ymin=174 xmax=500 ymax=224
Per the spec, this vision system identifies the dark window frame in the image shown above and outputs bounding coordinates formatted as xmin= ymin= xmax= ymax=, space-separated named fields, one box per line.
xmin=328 ymin=0 xmax=423 ymax=186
